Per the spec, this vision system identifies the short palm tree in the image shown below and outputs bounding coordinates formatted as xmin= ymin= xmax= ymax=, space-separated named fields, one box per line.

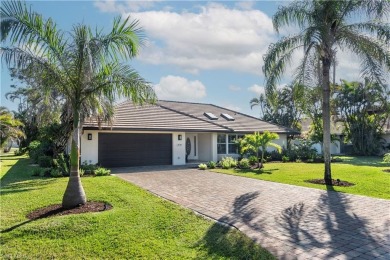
xmin=240 ymin=131 xmax=282 ymax=169
xmin=1 ymin=1 xmax=156 ymax=208
xmin=263 ymin=0 xmax=390 ymax=184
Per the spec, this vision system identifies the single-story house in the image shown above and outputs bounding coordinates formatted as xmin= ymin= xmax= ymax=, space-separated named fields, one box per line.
xmin=81 ymin=100 xmax=299 ymax=167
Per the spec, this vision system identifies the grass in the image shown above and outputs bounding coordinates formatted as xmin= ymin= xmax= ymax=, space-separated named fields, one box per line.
xmin=0 ymin=154 xmax=274 ymax=259
xmin=212 ymin=156 xmax=390 ymax=199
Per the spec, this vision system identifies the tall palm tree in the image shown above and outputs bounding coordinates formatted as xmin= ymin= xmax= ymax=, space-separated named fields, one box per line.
xmin=1 ymin=1 xmax=156 ymax=208
xmin=263 ymin=0 xmax=390 ymax=184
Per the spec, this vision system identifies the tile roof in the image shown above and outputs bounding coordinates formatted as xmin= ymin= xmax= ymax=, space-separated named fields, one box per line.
xmin=83 ymin=100 xmax=299 ymax=134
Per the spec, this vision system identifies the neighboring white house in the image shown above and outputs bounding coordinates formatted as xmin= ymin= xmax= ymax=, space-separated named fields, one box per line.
xmin=80 ymin=100 xmax=298 ymax=167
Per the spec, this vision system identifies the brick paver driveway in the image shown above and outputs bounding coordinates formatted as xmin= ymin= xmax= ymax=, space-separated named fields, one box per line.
xmin=113 ymin=166 xmax=390 ymax=260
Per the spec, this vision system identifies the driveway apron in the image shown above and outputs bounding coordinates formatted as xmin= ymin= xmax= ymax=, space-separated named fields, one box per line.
xmin=113 ymin=167 xmax=390 ymax=260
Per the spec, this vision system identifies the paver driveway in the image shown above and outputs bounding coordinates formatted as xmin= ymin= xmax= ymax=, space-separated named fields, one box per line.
xmin=113 ymin=166 xmax=390 ymax=260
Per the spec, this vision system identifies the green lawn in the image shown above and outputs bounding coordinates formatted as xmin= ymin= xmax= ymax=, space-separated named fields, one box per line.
xmin=1 ymin=154 xmax=274 ymax=259
xmin=212 ymin=156 xmax=390 ymax=199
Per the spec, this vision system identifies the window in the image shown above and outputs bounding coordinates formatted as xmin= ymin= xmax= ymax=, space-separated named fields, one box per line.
xmin=217 ymin=134 xmax=226 ymax=154
xmin=228 ymin=134 xmax=238 ymax=154
xmin=228 ymin=134 xmax=245 ymax=154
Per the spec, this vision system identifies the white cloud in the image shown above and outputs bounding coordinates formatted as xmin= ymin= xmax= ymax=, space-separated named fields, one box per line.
xmin=247 ymin=84 xmax=265 ymax=96
xmin=225 ymin=104 xmax=242 ymax=112
xmin=154 ymin=75 xmax=206 ymax=101
xmin=129 ymin=4 xmax=274 ymax=75
xmin=235 ymin=1 xmax=256 ymax=10
xmin=94 ymin=0 xmax=158 ymax=13
xmin=228 ymin=85 xmax=242 ymax=92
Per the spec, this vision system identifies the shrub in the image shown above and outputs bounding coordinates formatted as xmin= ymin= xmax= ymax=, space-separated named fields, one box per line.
xmin=282 ymin=155 xmax=289 ymax=163
xmin=238 ymin=158 xmax=250 ymax=169
xmin=56 ymin=153 xmax=70 ymax=176
xmin=28 ymin=140 xmax=43 ymax=163
xmin=79 ymin=168 xmax=85 ymax=176
xmin=295 ymin=158 xmax=302 ymax=163
xmin=95 ymin=167 xmax=111 ymax=176
xmin=221 ymin=157 xmax=237 ymax=169
xmin=248 ymin=156 xmax=258 ymax=166
xmin=206 ymin=161 xmax=216 ymax=169
xmin=31 ymin=167 xmax=44 ymax=177
xmin=50 ymin=168 xmax=63 ymax=178
xmin=81 ymin=161 xmax=98 ymax=174
xmin=38 ymin=155 xmax=52 ymax=168
xmin=289 ymin=139 xmax=318 ymax=161
xmin=383 ymin=153 xmax=390 ymax=163
xmin=198 ymin=163 xmax=207 ymax=170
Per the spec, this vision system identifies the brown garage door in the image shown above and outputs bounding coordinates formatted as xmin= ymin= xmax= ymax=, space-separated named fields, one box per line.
xmin=98 ymin=133 xmax=172 ymax=167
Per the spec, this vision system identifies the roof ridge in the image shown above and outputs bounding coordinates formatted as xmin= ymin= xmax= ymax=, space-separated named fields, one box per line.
xmin=158 ymin=99 xmax=213 ymax=106
xmin=157 ymin=103 xmax=234 ymax=132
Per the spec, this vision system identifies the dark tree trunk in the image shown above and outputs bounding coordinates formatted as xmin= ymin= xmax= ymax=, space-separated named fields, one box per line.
xmin=322 ymin=55 xmax=332 ymax=185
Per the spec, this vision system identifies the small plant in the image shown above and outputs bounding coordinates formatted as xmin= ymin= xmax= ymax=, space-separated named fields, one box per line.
xmin=221 ymin=157 xmax=238 ymax=169
xmin=94 ymin=167 xmax=111 ymax=176
xmin=248 ymin=156 xmax=258 ymax=166
xmin=221 ymin=160 xmax=231 ymax=169
xmin=79 ymin=168 xmax=85 ymax=176
xmin=332 ymin=157 xmax=343 ymax=163
xmin=31 ymin=167 xmax=44 ymax=177
xmin=295 ymin=158 xmax=302 ymax=163
xmin=206 ymin=161 xmax=216 ymax=169
xmin=238 ymin=158 xmax=250 ymax=169
xmin=81 ymin=161 xmax=98 ymax=174
xmin=198 ymin=163 xmax=208 ymax=170
xmin=50 ymin=168 xmax=63 ymax=178
xmin=282 ymin=155 xmax=289 ymax=163
xmin=38 ymin=155 xmax=52 ymax=168
xmin=383 ymin=153 xmax=390 ymax=163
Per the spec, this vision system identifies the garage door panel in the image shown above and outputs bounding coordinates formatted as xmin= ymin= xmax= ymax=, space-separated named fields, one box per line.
xmin=98 ymin=133 xmax=172 ymax=167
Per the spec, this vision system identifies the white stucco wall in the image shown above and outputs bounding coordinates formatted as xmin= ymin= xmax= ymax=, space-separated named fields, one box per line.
xmin=80 ymin=130 xmax=99 ymax=164
xmin=198 ymin=133 xmax=213 ymax=162
xmin=80 ymin=130 xmax=187 ymax=166
xmin=172 ymin=132 xmax=186 ymax=165
xmin=268 ymin=134 xmax=287 ymax=152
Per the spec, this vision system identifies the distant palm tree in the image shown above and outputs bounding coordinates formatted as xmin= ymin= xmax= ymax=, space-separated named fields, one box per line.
xmin=0 ymin=106 xmax=25 ymax=149
xmin=1 ymin=1 xmax=156 ymax=208
xmin=263 ymin=0 xmax=390 ymax=184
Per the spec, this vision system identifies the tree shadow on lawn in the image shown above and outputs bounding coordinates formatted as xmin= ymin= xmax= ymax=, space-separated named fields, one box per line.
xmin=1 ymin=178 xmax=56 ymax=196
xmin=236 ymin=168 xmax=278 ymax=175
xmin=276 ymin=185 xmax=387 ymax=259
xmin=195 ymin=191 xmax=274 ymax=259
xmin=337 ymin=156 xmax=389 ymax=167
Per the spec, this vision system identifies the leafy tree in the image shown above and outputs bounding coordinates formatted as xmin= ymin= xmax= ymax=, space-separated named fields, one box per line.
xmin=334 ymin=79 xmax=390 ymax=155
xmin=1 ymin=1 xmax=156 ymax=208
xmin=0 ymin=106 xmax=25 ymax=149
xmin=239 ymin=131 xmax=282 ymax=169
xmin=250 ymin=84 xmax=305 ymax=130
xmin=263 ymin=0 xmax=390 ymax=184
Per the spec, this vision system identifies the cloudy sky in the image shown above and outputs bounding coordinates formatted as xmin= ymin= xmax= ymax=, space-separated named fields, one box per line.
xmin=1 ymin=0 xmax=365 ymax=117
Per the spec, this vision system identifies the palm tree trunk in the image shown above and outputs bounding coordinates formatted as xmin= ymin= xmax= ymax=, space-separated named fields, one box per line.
xmin=322 ymin=56 xmax=332 ymax=185
xmin=62 ymin=109 xmax=86 ymax=209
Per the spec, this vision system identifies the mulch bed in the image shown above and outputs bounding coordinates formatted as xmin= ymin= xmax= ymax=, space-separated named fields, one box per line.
xmin=27 ymin=201 xmax=112 ymax=220
xmin=383 ymin=169 xmax=390 ymax=173
xmin=305 ymin=179 xmax=355 ymax=187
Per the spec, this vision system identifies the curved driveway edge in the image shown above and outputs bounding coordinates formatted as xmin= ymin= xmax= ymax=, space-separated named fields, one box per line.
xmin=113 ymin=166 xmax=390 ymax=260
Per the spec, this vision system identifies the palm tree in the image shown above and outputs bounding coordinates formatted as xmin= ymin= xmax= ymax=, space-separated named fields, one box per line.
xmin=240 ymin=131 xmax=282 ymax=169
xmin=263 ymin=0 xmax=390 ymax=184
xmin=0 ymin=106 xmax=25 ymax=149
xmin=1 ymin=1 xmax=156 ymax=208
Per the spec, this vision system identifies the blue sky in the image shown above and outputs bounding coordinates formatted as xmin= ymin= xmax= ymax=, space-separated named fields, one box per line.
xmin=1 ymin=0 xmax=366 ymax=117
